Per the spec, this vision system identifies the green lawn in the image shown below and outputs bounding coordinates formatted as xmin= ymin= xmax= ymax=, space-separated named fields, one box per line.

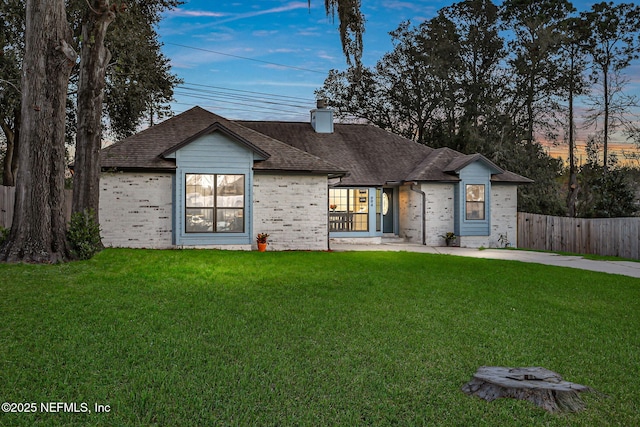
xmin=0 ymin=249 xmax=638 ymax=426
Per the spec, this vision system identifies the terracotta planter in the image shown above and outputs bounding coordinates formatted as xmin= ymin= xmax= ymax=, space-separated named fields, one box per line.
xmin=257 ymin=242 xmax=267 ymax=252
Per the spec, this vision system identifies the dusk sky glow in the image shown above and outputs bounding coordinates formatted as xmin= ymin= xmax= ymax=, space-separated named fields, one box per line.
xmin=156 ymin=1 xmax=640 ymax=162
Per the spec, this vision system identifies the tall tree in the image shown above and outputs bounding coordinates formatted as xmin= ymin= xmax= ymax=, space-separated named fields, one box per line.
xmin=416 ymin=14 xmax=464 ymax=146
xmin=501 ymin=0 xmax=575 ymax=144
xmin=102 ymin=5 xmax=182 ymax=139
xmin=316 ymin=66 xmax=392 ymax=127
xmin=498 ymin=0 xmax=574 ymax=216
xmin=71 ymin=0 xmax=181 ymax=228
xmin=0 ymin=0 xmax=23 ymax=186
xmin=318 ymin=2 xmax=567 ymax=215
xmin=382 ymin=18 xmax=461 ymax=145
xmin=0 ymin=0 xmax=76 ymax=262
xmin=576 ymin=136 xmax=638 ymax=217
xmin=71 ymin=0 xmax=117 ymax=225
xmin=0 ymin=0 xmax=182 ymax=188
xmin=440 ymin=0 xmax=506 ymax=154
xmin=318 ymin=18 xmax=461 ymax=145
xmin=69 ymin=0 xmax=364 ymax=229
xmin=582 ymin=1 xmax=640 ymax=173
xmin=558 ymin=17 xmax=590 ymax=217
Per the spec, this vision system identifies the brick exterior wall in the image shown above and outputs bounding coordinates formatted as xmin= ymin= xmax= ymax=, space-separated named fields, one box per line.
xmin=399 ymin=184 xmax=456 ymax=246
xmin=100 ymin=172 xmax=174 ymax=248
xmin=253 ymin=173 xmax=328 ymax=251
xmin=400 ymin=182 xmax=517 ymax=248
xmin=398 ymin=185 xmax=421 ymax=242
xmin=423 ymin=183 xmax=456 ymax=246
xmin=459 ymin=184 xmax=518 ymax=248
xmin=99 ymin=172 xmax=517 ymax=250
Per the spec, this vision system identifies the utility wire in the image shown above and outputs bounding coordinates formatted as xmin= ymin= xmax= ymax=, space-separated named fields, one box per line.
xmin=173 ymin=79 xmax=323 ymax=117
xmin=171 ymin=102 xmax=307 ymax=119
xmin=175 ymin=87 xmax=312 ymax=110
xmin=166 ymin=42 xmax=328 ymax=75
xmin=163 ymin=42 xmax=328 ymax=116
xmin=172 ymin=92 xmax=309 ymax=115
xmin=179 ymin=82 xmax=316 ymax=103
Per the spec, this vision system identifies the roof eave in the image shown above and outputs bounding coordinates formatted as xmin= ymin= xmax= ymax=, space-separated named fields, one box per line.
xmin=100 ymin=166 xmax=177 ymax=173
xmin=444 ymin=153 xmax=505 ymax=175
xmin=491 ymin=177 xmax=535 ymax=184
xmin=253 ymin=167 xmax=347 ymax=177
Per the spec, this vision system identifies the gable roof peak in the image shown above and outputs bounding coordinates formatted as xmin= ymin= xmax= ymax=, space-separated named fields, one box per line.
xmin=444 ymin=153 xmax=504 ymax=174
xmin=161 ymin=121 xmax=271 ymax=160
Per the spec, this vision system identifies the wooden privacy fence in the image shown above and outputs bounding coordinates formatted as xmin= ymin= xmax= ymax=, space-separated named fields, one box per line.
xmin=0 ymin=186 xmax=15 ymax=228
xmin=0 ymin=186 xmax=73 ymax=229
xmin=518 ymin=212 xmax=640 ymax=260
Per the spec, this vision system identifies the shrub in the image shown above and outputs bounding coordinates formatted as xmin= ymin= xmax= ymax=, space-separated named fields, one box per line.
xmin=67 ymin=209 xmax=102 ymax=260
xmin=0 ymin=225 xmax=9 ymax=246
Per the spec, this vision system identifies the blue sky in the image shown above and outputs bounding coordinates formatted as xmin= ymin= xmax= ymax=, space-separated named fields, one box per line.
xmin=158 ymin=0 xmax=639 ymax=136
xmin=159 ymin=0 xmax=444 ymax=121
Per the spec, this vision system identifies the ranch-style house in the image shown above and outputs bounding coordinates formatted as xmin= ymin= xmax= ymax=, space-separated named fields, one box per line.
xmin=99 ymin=103 xmax=531 ymax=250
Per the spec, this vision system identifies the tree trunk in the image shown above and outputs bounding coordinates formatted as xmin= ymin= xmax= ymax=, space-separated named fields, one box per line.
xmin=0 ymin=0 xmax=75 ymax=263
xmin=526 ymin=71 xmax=535 ymax=144
xmin=72 ymin=1 xmax=115 ymax=231
xmin=1 ymin=121 xmax=15 ymax=186
xmin=463 ymin=366 xmax=592 ymax=413
xmin=1 ymin=107 xmax=20 ymax=186
xmin=603 ymin=66 xmax=609 ymax=175
xmin=567 ymin=57 xmax=578 ymax=217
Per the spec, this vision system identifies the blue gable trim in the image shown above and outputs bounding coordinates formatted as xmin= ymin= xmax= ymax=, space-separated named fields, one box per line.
xmin=457 ymin=162 xmax=492 ymax=236
xmin=162 ymin=122 xmax=269 ymax=160
xmin=173 ymin=131 xmax=254 ymax=246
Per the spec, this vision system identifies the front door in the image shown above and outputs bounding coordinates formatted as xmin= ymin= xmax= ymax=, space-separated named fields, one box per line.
xmin=382 ymin=188 xmax=394 ymax=233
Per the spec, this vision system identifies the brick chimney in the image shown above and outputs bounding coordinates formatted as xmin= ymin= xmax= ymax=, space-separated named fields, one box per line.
xmin=310 ymin=99 xmax=333 ymax=133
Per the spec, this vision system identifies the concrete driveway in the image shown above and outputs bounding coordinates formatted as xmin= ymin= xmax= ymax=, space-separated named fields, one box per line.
xmin=330 ymin=242 xmax=640 ymax=279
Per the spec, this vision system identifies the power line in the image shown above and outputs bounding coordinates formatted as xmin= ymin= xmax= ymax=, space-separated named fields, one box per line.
xmin=175 ymin=87 xmax=312 ymax=110
xmin=166 ymin=42 xmax=328 ymax=75
xmin=163 ymin=42 xmax=328 ymax=117
xmin=172 ymin=79 xmax=323 ymax=118
xmin=179 ymin=82 xmax=316 ymax=103
xmin=172 ymin=91 xmax=309 ymax=116
xmin=171 ymin=102 xmax=307 ymax=119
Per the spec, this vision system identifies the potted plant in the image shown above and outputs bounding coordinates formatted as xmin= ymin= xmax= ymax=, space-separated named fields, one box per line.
xmin=256 ymin=233 xmax=270 ymax=252
xmin=439 ymin=232 xmax=457 ymax=247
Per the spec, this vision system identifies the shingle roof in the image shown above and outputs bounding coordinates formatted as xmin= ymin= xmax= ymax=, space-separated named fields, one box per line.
xmin=101 ymin=106 xmax=345 ymax=175
xmin=239 ymin=121 xmax=532 ymax=185
xmin=100 ymin=106 xmax=531 ymax=184
xmin=405 ymin=147 xmax=463 ymax=182
xmin=239 ymin=120 xmax=436 ymax=186
xmin=101 ymin=106 xmax=216 ymax=170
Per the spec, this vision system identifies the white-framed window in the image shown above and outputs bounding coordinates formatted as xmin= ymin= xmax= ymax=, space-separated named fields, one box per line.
xmin=465 ymin=184 xmax=485 ymax=220
xmin=329 ymin=188 xmax=369 ymax=232
xmin=185 ymin=174 xmax=245 ymax=233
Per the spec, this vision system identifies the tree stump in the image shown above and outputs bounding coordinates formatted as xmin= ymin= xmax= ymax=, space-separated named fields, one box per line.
xmin=462 ymin=366 xmax=592 ymax=413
